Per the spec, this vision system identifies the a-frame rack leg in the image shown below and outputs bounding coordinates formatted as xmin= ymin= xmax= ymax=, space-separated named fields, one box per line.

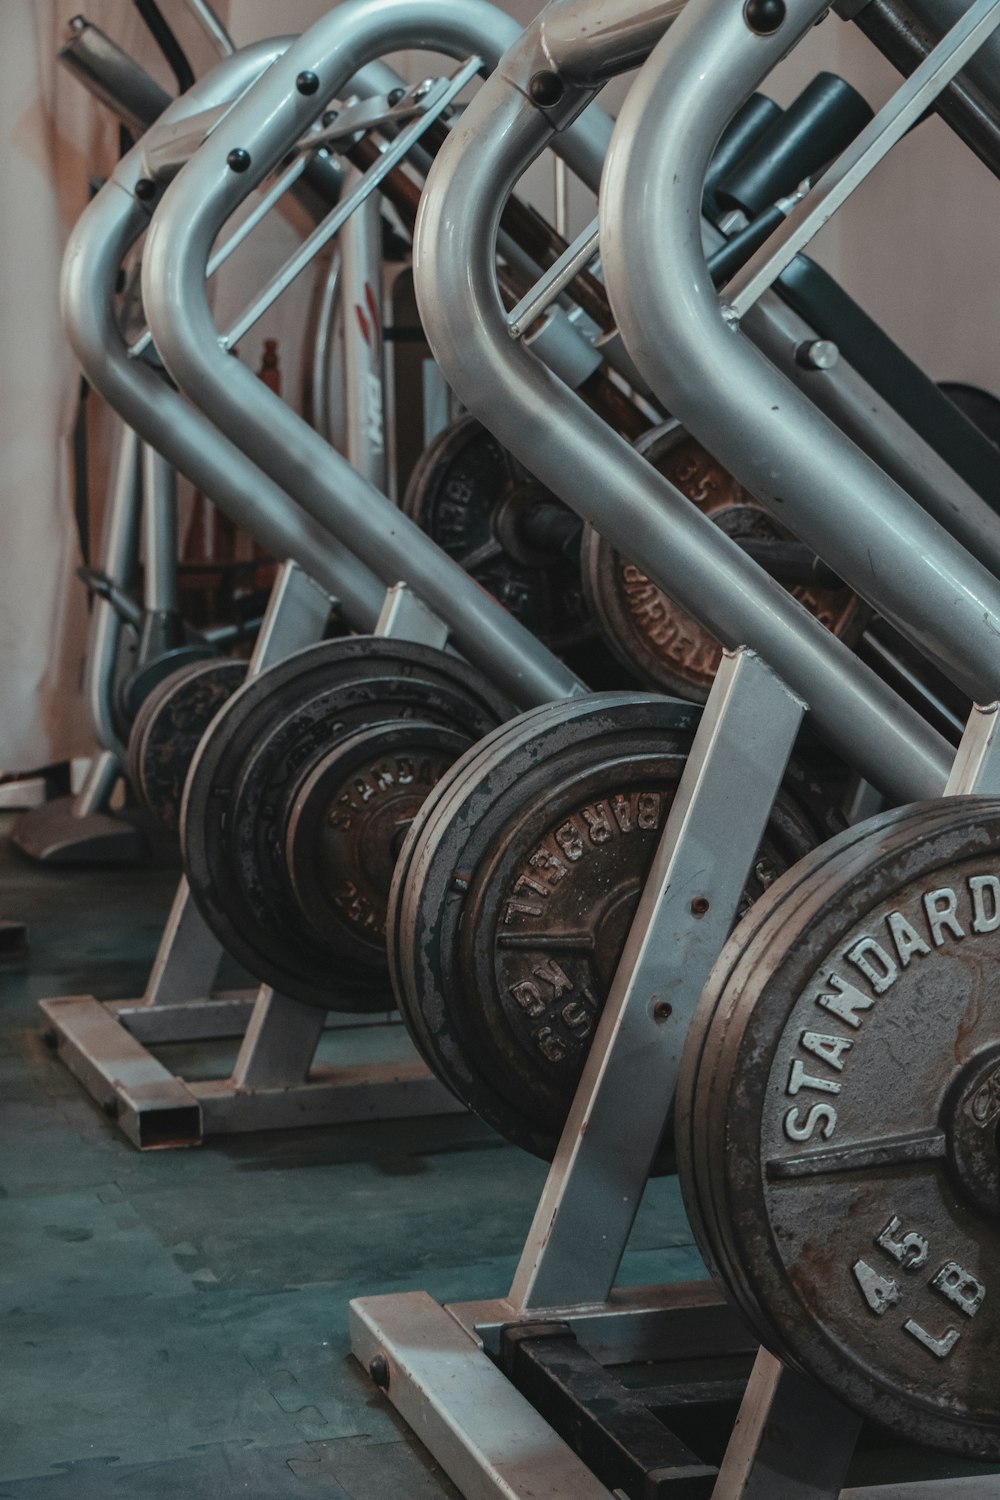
xmin=40 ymin=565 xmax=462 ymax=1146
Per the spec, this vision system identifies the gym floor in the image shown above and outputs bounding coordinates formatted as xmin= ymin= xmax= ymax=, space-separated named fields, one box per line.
xmin=0 ymin=813 xmax=706 ymax=1498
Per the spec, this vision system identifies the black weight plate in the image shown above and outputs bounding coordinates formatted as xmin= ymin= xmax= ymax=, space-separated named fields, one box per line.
xmin=390 ymin=691 xmax=838 ymax=1160
xmin=181 ymin=637 xmax=512 ymax=1010
xmin=581 ymin=423 xmax=866 ymax=700
xmin=127 ymin=658 xmax=247 ymax=832
xmin=284 ymin=718 xmax=473 ymax=967
xmin=685 ymin=796 xmax=1000 ymax=1456
xmin=402 ymin=415 xmax=594 ymax=651
xmin=680 ymin=801 xmax=966 ymax=1349
xmin=116 ymin=642 xmax=217 ymax=730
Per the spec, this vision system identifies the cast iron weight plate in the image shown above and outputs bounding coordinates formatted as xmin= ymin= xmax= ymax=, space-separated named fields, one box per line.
xmin=389 ymin=691 xmax=844 ymax=1161
xmin=581 ymin=423 xmax=865 ymax=700
xmin=402 ymin=415 xmax=594 ymax=652
xmin=127 ymin=658 xmax=247 ymax=832
xmin=680 ymin=797 xmax=1000 ymax=1457
xmin=181 ymin=637 xmax=513 ymax=1010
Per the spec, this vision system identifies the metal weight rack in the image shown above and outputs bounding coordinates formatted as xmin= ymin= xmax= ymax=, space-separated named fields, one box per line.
xmin=39 ymin=9 xmax=615 ymax=1147
xmin=38 ymin=44 xmax=471 ymax=1147
xmin=350 ymin=658 xmax=1000 ymax=1500
xmin=351 ymin=0 xmax=1000 ymax=1491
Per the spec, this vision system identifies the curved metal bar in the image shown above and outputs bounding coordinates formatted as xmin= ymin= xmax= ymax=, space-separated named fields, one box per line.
xmin=141 ymin=0 xmax=608 ymax=709
xmin=62 ymin=41 xmax=386 ymax=629
xmin=406 ymin=7 xmax=952 ymax=801
xmin=84 ymin=423 xmax=142 ymax=760
xmin=599 ymin=0 xmax=1000 ymax=704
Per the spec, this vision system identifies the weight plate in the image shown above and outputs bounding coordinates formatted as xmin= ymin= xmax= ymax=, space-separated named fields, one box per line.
xmin=127 ymin=658 xmax=247 ymax=831
xmin=681 ymin=802 xmax=964 ymax=1347
xmin=116 ymin=642 xmax=217 ymax=730
xmin=682 ymin=797 xmax=1000 ymax=1456
xmin=581 ymin=424 xmax=866 ymax=700
xmin=389 ymin=691 xmax=840 ymax=1160
xmin=181 ymin=637 xmax=512 ymax=1010
xmin=402 ymin=415 xmax=594 ymax=651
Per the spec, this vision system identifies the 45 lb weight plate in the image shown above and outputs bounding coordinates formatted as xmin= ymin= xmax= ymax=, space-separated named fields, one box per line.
xmin=679 ymin=797 xmax=1000 ymax=1457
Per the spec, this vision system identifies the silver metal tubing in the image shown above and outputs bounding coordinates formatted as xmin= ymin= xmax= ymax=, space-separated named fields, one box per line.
xmin=84 ymin=423 xmax=142 ymax=759
xmin=409 ymin=19 xmax=952 ymax=802
xmin=183 ymin=0 xmax=235 ymax=58
xmin=141 ymin=0 xmax=610 ymax=708
xmin=59 ymin=18 xmax=171 ymax=136
xmin=61 ymin=43 xmax=386 ymax=630
xmin=507 ymin=219 xmax=600 ymax=339
xmin=340 ymin=167 xmax=386 ymax=488
xmin=599 ymin=0 xmax=1000 ymax=705
xmin=742 ymin=290 xmax=1000 ymax=581
xmin=140 ymin=445 xmax=178 ymax=614
xmin=725 ymin=0 xmax=1000 ymax=318
xmin=220 ymin=60 xmax=481 ymax=354
xmin=535 ymin=0 xmax=685 ymax=83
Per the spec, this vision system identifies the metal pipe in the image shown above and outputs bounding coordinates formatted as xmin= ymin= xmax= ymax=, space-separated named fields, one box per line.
xmin=599 ymin=0 xmax=1000 ymax=704
xmin=83 ymin=423 xmax=142 ymax=760
xmin=408 ymin=11 xmax=952 ymax=801
xmin=340 ymin=167 xmax=386 ymax=488
xmin=59 ymin=17 xmax=171 ymax=135
xmin=141 ymin=0 xmax=610 ymax=709
xmin=850 ymin=0 xmax=1000 ymax=181
xmin=61 ymin=42 xmax=386 ymax=630
xmin=140 ymin=444 xmax=178 ymax=613
xmin=182 ymin=0 xmax=235 ymax=58
xmin=723 ymin=0 xmax=1000 ymax=319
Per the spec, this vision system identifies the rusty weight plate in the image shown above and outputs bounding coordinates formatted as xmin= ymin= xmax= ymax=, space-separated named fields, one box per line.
xmin=581 ymin=423 xmax=866 ymax=700
xmin=127 ymin=658 xmax=247 ymax=832
xmin=681 ymin=797 xmax=1000 ymax=1457
xmin=181 ymin=638 xmax=512 ymax=1010
xmin=402 ymin=414 xmax=594 ymax=652
xmin=389 ymin=692 xmax=842 ymax=1160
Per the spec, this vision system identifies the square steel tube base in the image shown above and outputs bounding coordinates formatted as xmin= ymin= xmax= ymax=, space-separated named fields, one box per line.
xmin=349 ymin=1288 xmax=1000 ymax=1500
xmin=39 ymin=992 xmax=464 ymax=1149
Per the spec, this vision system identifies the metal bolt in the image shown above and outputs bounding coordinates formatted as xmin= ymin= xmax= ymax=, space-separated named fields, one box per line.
xmin=795 ymin=338 xmax=839 ymax=372
xmin=744 ymin=0 xmax=787 ymax=34
xmin=387 ymin=87 xmax=406 ymax=106
xmin=652 ymin=1000 xmax=673 ymax=1023
xmin=369 ymin=1353 xmax=390 ymax=1389
xmin=296 ymin=70 xmax=320 ymax=96
xmin=134 ymin=177 xmax=157 ymax=201
xmin=529 ymin=71 xmax=565 ymax=109
xmin=69 ymin=14 xmax=86 ymax=31
xmin=690 ymin=896 xmax=710 ymax=917
xmin=227 ymin=148 xmax=251 ymax=173
xmin=411 ymin=78 xmax=435 ymax=102
xmin=322 ymin=109 xmax=339 ymax=127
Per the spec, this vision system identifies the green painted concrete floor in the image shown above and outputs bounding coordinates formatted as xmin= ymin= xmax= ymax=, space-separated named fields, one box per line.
xmin=5 ymin=813 xmax=998 ymax=1498
xmin=0 ymin=815 xmax=707 ymax=1498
